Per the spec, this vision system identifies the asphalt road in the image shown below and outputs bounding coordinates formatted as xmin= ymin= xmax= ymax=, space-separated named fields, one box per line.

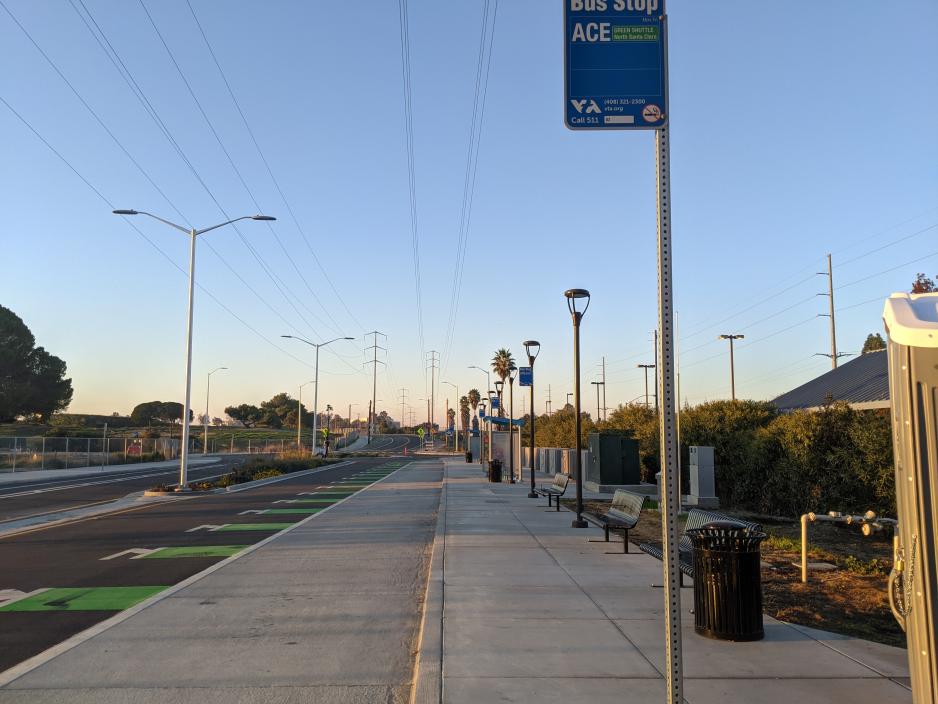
xmin=363 ymin=434 xmax=425 ymax=453
xmin=0 ymin=459 xmax=235 ymax=523
xmin=0 ymin=456 xmax=399 ymax=674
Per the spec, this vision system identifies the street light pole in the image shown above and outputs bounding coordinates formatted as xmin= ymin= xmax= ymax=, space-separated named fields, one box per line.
xmin=298 ymin=380 xmax=315 ymax=451
xmin=524 ymin=340 xmax=540 ymax=498
xmin=203 ymin=366 xmax=227 ymax=455
xmin=442 ymin=381 xmax=459 ymax=453
xmin=591 ymin=380 xmax=603 ymax=422
xmin=112 ymin=209 xmax=275 ymax=490
xmin=508 ymin=370 xmax=516 ymax=484
xmin=282 ymin=335 xmax=354 ymax=454
xmin=719 ymin=334 xmax=745 ymax=401
xmin=565 ymin=288 xmax=590 ymax=528
xmin=469 ymin=366 xmax=490 ymax=464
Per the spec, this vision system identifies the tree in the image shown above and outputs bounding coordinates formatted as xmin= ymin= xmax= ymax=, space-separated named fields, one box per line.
xmin=0 ymin=305 xmax=73 ymax=422
xmin=131 ymin=401 xmax=163 ymax=426
xmin=224 ymin=403 xmax=263 ymax=427
xmin=912 ymin=273 xmax=937 ymax=293
xmin=467 ymin=388 xmax=481 ymax=431
xmin=491 ymin=349 xmax=516 ymax=417
xmin=459 ymin=396 xmax=471 ymax=434
xmin=861 ymin=333 xmax=886 ymax=354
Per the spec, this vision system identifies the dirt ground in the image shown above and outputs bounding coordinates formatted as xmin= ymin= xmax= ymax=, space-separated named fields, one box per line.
xmin=563 ymin=498 xmax=905 ymax=648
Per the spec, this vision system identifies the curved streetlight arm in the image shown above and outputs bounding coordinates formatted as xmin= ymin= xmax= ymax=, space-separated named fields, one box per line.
xmin=195 ymin=215 xmax=258 ymax=236
xmin=121 ymin=210 xmax=190 ymax=234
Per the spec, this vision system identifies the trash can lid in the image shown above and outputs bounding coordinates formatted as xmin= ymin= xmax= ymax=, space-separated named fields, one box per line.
xmin=883 ymin=292 xmax=938 ymax=348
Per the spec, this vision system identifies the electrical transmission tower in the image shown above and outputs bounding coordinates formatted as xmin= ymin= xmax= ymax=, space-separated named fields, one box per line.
xmin=364 ymin=331 xmax=387 ymax=444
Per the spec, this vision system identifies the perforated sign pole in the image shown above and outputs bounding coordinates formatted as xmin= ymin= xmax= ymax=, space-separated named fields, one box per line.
xmin=655 ymin=12 xmax=683 ymax=704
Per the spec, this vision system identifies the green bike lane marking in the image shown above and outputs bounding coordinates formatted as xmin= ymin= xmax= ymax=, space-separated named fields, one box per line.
xmin=0 ymin=586 xmax=166 ymax=613
xmin=143 ymin=545 xmax=249 ymax=559
xmin=213 ymin=522 xmax=297 ymax=532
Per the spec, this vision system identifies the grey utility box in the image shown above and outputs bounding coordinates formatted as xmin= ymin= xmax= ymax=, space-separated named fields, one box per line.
xmin=587 ymin=432 xmax=641 ymax=486
xmin=884 ymin=292 xmax=938 ymax=703
xmin=686 ymin=446 xmax=719 ymax=509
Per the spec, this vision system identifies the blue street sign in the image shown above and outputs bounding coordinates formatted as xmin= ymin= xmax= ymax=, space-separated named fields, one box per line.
xmin=490 ymin=397 xmax=500 ymax=410
xmin=519 ymin=367 xmax=533 ymax=387
xmin=564 ymin=0 xmax=667 ymax=130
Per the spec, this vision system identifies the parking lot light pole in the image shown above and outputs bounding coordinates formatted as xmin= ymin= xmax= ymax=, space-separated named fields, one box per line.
xmin=203 ymin=366 xmax=227 ymax=455
xmin=565 ymin=288 xmax=590 ymax=528
xmin=282 ymin=336 xmax=354 ymax=454
xmin=523 ymin=340 xmax=541 ymax=497
xmin=478 ymin=400 xmax=487 ymax=465
xmin=112 ymin=209 xmax=275 ymax=490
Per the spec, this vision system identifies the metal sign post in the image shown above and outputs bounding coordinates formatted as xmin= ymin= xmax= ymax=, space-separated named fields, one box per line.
xmin=563 ymin=1 xmax=681 ymax=701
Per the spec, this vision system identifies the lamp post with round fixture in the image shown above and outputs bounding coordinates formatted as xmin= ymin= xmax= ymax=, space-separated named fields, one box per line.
xmin=523 ymin=340 xmax=540 ymax=497
xmin=112 ymin=209 xmax=276 ymax=490
xmin=565 ymin=288 xmax=590 ymax=528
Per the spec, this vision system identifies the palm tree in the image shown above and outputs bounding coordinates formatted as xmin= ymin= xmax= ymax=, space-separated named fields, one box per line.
xmin=491 ymin=348 xmax=516 ymax=417
xmin=459 ymin=395 xmax=471 ymax=434
xmin=467 ymin=388 xmax=481 ymax=431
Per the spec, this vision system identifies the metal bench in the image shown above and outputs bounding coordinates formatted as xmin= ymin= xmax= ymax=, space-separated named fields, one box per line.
xmin=534 ymin=473 xmax=569 ymax=511
xmin=583 ymin=489 xmax=647 ymax=553
xmin=639 ymin=508 xmax=762 ymax=582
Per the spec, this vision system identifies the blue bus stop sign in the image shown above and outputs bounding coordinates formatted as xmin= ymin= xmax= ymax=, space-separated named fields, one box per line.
xmin=564 ymin=0 xmax=667 ymax=130
xmin=519 ymin=367 xmax=533 ymax=387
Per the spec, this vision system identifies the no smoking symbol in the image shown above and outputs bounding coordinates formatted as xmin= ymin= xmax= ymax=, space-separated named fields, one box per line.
xmin=642 ymin=104 xmax=663 ymax=123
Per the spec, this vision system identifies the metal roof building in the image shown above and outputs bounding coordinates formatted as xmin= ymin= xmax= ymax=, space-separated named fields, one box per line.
xmin=772 ymin=350 xmax=889 ymax=412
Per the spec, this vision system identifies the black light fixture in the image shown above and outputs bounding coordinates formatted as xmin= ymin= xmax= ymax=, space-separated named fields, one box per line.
xmin=523 ymin=340 xmax=541 ymax=498
xmin=564 ymin=288 xmax=591 ymax=528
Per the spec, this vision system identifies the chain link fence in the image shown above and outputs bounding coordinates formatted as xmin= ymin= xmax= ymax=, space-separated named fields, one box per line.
xmin=0 ymin=432 xmax=357 ymax=472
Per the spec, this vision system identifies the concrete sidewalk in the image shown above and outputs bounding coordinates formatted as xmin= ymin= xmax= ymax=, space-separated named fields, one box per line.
xmin=0 ymin=461 xmax=442 ymax=703
xmin=413 ymin=459 xmax=911 ymax=704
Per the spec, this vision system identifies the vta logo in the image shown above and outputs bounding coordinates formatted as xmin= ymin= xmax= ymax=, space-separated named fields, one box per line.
xmin=570 ymin=99 xmax=601 ymax=114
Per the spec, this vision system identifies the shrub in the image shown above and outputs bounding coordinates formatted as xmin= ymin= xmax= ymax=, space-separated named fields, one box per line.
xmin=251 ymin=469 xmax=282 ymax=481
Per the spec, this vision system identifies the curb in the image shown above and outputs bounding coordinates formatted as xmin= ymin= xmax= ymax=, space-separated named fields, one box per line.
xmin=410 ymin=461 xmax=446 ymax=704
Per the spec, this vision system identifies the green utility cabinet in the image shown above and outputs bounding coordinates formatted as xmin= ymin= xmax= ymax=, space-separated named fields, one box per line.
xmin=587 ymin=432 xmax=641 ymax=486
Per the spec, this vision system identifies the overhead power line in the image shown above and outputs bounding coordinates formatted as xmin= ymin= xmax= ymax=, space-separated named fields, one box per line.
xmin=441 ymin=0 xmax=500 ymax=376
xmin=397 ymin=0 xmax=426 ymax=369
xmin=137 ymin=0 xmax=345 ymax=338
xmin=184 ymin=0 xmax=366 ymax=335
xmin=0 ymin=94 xmax=315 ymax=371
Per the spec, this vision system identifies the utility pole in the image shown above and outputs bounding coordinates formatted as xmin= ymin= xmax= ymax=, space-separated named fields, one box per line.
xmin=546 ymin=384 xmax=552 ymax=415
xmin=399 ymin=388 xmax=408 ymax=431
xmin=818 ymin=253 xmax=841 ymax=369
xmin=719 ymin=334 xmax=744 ymax=401
xmin=426 ymin=350 xmax=439 ymax=437
xmin=365 ymin=331 xmax=386 ymax=444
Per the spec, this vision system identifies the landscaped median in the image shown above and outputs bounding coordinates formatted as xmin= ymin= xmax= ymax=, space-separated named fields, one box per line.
xmin=145 ymin=454 xmax=339 ymax=495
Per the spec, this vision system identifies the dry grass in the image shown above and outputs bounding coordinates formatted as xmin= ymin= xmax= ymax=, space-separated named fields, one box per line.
xmin=563 ymin=498 xmax=905 ymax=648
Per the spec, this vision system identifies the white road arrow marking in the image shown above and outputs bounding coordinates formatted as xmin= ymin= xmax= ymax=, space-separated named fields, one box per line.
xmin=238 ymin=509 xmax=266 ymax=515
xmin=0 ymin=588 xmax=47 ymax=607
xmin=187 ymin=524 xmax=224 ymax=533
xmin=100 ymin=548 xmax=163 ymax=561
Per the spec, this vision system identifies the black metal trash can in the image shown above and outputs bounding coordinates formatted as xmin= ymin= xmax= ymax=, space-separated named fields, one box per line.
xmin=465 ymin=450 xmax=473 ymax=463
xmin=686 ymin=521 xmax=767 ymax=642
xmin=488 ymin=459 xmax=502 ymax=483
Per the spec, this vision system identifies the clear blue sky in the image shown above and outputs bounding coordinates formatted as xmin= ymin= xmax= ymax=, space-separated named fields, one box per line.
xmin=2 ymin=0 xmax=936 ymax=424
